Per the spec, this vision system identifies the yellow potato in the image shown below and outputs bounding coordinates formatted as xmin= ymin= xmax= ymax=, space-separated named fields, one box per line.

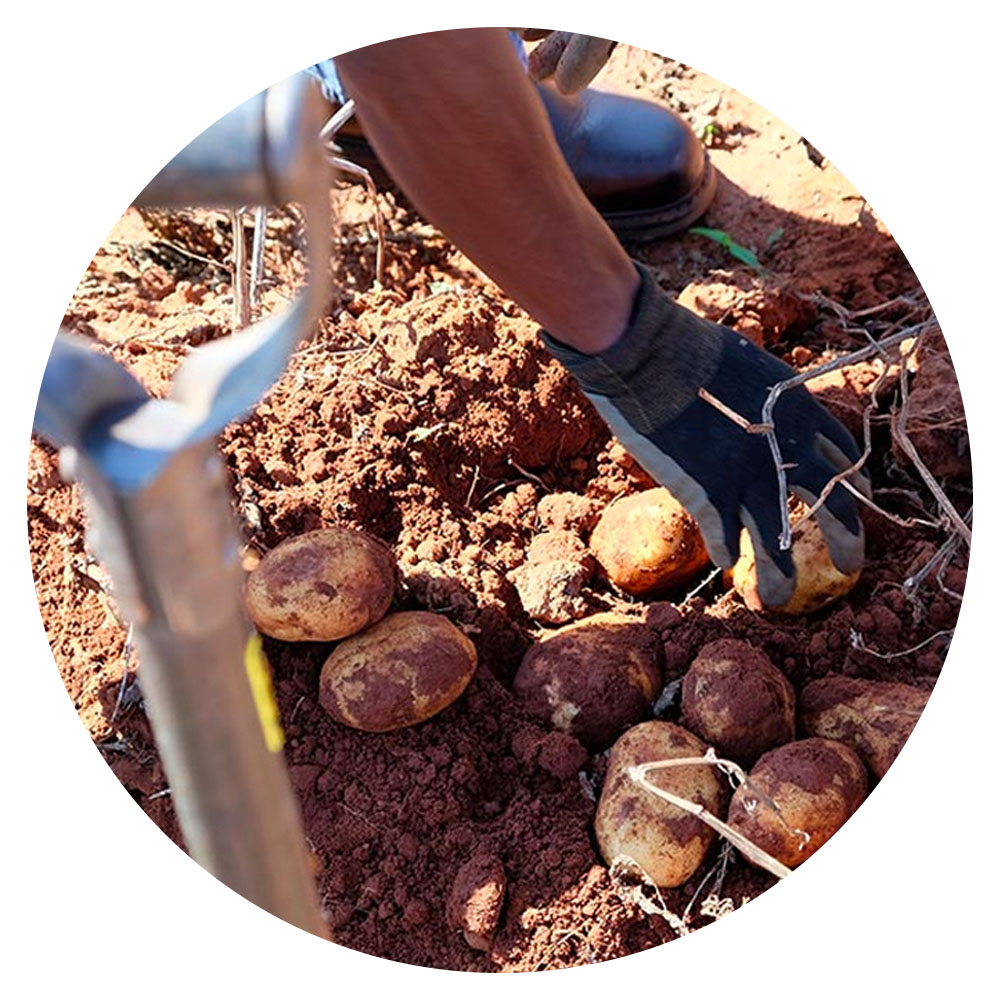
xmin=594 ymin=721 xmax=726 ymax=888
xmin=245 ymin=527 xmax=396 ymax=642
xmin=731 ymin=514 xmax=860 ymax=615
xmin=727 ymin=738 xmax=867 ymax=869
xmin=590 ymin=488 xmax=710 ymax=597
xmin=681 ymin=639 xmax=795 ymax=762
xmin=799 ymin=676 xmax=930 ymax=778
xmin=319 ymin=611 xmax=477 ymax=732
xmin=513 ymin=614 xmax=664 ymax=750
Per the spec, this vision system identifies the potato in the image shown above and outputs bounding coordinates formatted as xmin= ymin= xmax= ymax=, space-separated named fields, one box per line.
xmin=595 ymin=721 xmax=726 ymax=887
xmin=245 ymin=527 xmax=396 ymax=641
xmin=727 ymin=738 xmax=867 ymax=869
xmin=731 ymin=513 xmax=860 ymax=615
xmin=799 ymin=676 xmax=930 ymax=778
xmin=513 ymin=614 xmax=663 ymax=750
xmin=319 ymin=611 xmax=477 ymax=732
xmin=681 ymin=639 xmax=795 ymax=762
xmin=590 ymin=488 xmax=710 ymax=597
xmin=446 ymin=854 xmax=507 ymax=952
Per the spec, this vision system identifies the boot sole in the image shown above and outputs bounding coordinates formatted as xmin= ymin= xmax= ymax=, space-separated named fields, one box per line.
xmin=596 ymin=159 xmax=718 ymax=243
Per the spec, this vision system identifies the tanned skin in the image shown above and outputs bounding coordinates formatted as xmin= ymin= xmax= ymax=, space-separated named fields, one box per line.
xmin=336 ymin=28 xmax=640 ymax=353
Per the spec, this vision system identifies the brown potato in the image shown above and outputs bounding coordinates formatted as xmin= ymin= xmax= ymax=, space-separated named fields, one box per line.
xmin=590 ymin=488 xmax=710 ymax=597
xmin=245 ymin=527 xmax=396 ymax=641
xmin=595 ymin=721 xmax=726 ymax=888
xmin=727 ymin=738 xmax=867 ymax=869
xmin=681 ymin=639 xmax=795 ymax=762
xmin=445 ymin=854 xmax=507 ymax=952
xmin=799 ymin=676 xmax=930 ymax=778
xmin=514 ymin=614 xmax=663 ymax=750
xmin=319 ymin=611 xmax=477 ymax=732
xmin=731 ymin=514 xmax=860 ymax=615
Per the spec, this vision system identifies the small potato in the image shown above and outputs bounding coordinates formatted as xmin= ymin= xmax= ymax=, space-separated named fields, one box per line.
xmin=245 ymin=527 xmax=396 ymax=641
xmin=595 ymin=721 xmax=726 ymax=888
xmin=799 ymin=676 xmax=930 ymax=779
xmin=446 ymin=854 xmax=507 ymax=952
xmin=319 ymin=611 xmax=477 ymax=732
xmin=681 ymin=639 xmax=795 ymax=762
xmin=590 ymin=488 xmax=710 ymax=597
xmin=514 ymin=614 xmax=663 ymax=750
xmin=731 ymin=514 xmax=860 ymax=615
xmin=727 ymin=738 xmax=867 ymax=869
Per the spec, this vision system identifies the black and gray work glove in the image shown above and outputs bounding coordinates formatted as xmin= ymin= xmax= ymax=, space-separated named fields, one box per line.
xmin=542 ymin=263 xmax=869 ymax=607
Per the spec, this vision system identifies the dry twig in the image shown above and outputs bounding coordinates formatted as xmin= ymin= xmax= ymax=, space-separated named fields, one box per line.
xmin=892 ymin=336 xmax=972 ymax=546
xmin=627 ymin=754 xmax=796 ymax=880
xmin=849 ymin=627 xmax=953 ymax=661
xmin=608 ymin=856 xmax=689 ymax=938
xmin=760 ymin=324 xmax=921 ymax=549
xmin=110 ymin=624 xmax=135 ymax=724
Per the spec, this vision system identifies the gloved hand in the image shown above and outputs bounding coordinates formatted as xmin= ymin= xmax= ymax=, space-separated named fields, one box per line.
xmin=543 ymin=263 xmax=869 ymax=607
xmin=513 ymin=29 xmax=617 ymax=94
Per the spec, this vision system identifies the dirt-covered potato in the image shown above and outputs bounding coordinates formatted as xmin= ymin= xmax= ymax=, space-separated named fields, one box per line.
xmin=590 ymin=488 xmax=710 ymax=597
xmin=513 ymin=614 xmax=664 ymax=750
xmin=245 ymin=527 xmax=396 ymax=641
xmin=319 ymin=611 xmax=477 ymax=732
xmin=446 ymin=854 xmax=507 ymax=952
xmin=595 ymin=721 xmax=726 ymax=888
xmin=731 ymin=513 xmax=861 ymax=615
xmin=681 ymin=639 xmax=795 ymax=762
xmin=727 ymin=738 xmax=867 ymax=869
xmin=799 ymin=676 xmax=930 ymax=778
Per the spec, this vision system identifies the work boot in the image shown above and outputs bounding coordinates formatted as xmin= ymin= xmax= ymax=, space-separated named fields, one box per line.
xmin=536 ymin=84 xmax=716 ymax=241
xmin=332 ymin=83 xmax=716 ymax=243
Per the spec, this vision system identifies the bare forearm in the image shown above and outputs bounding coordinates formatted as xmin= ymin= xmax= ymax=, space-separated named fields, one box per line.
xmin=335 ymin=28 xmax=638 ymax=351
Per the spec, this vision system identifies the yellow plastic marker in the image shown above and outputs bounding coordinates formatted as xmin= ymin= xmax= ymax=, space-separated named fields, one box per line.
xmin=244 ymin=632 xmax=285 ymax=753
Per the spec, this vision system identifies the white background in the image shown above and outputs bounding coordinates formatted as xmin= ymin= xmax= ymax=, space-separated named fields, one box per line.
xmin=3 ymin=2 xmax=995 ymax=995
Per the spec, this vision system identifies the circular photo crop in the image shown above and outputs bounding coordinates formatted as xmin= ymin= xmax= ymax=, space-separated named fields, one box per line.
xmin=28 ymin=28 xmax=971 ymax=971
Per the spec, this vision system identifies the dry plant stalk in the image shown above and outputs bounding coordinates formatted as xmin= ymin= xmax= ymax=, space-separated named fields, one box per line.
xmin=849 ymin=627 xmax=954 ymax=661
xmin=322 ymin=98 xmax=387 ymax=288
xmin=627 ymin=755 xmax=794 ymax=880
xmin=892 ymin=336 xmax=971 ymax=546
xmin=608 ymin=856 xmax=689 ymax=937
xmin=698 ymin=312 xmax=968 ymax=564
xmin=759 ymin=324 xmax=920 ymax=549
xmin=329 ymin=155 xmax=386 ymax=287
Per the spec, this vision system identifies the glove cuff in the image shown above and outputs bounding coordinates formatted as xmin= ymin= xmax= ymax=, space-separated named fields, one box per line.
xmin=540 ymin=261 xmax=723 ymax=431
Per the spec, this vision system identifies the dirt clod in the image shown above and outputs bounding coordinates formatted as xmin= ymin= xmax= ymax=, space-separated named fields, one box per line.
xmin=536 ymin=492 xmax=603 ymax=535
xmin=677 ymin=272 xmax=815 ymax=347
xmin=508 ymin=559 xmax=591 ymax=625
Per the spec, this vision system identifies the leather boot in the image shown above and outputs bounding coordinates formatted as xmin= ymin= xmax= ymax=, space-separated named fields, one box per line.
xmin=536 ymin=84 xmax=716 ymax=241
xmin=333 ymin=83 xmax=716 ymax=242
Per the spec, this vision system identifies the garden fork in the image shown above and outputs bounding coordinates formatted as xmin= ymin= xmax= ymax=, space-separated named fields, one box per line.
xmin=34 ymin=73 xmax=332 ymax=938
